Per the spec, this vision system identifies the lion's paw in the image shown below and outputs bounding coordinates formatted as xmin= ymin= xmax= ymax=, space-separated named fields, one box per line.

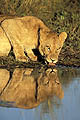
xmin=16 ymin=56 xmax=29 ymax=62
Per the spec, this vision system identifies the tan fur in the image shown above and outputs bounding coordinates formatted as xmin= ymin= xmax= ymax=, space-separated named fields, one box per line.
xmin=0 ymin=16 xmax=67 ymax=63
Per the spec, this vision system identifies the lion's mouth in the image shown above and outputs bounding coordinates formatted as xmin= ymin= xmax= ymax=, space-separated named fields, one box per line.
xmin=48 ymin=60 xmax=57 ymax=66
xmin=44 ymin=57 xmax=57 ymax=65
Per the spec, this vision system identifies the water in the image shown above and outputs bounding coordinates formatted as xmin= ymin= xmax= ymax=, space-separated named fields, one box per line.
xmin=0 ymin=67 xmax=80 ymax=120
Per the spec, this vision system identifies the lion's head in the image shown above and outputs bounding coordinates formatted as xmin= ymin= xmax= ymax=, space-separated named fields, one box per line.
xmin=39 ymin=31 xmax=67 ymax=64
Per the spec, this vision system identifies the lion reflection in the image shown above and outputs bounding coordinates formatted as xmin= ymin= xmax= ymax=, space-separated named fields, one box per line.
xmin=0 ymin=68 xmax=64 ymax=109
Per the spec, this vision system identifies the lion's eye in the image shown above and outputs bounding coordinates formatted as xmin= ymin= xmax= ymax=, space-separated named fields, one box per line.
xmin=46 ymin=46 xmax=50 ymax=51
xmin=48 ymin=47 xmax=50 ymax=51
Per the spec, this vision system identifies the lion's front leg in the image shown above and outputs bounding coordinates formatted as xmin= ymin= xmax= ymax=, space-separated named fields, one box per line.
xmin=26 ymin=49 xmax=37 ymax=61
xmin=13 ymin=44 xmax=29 ymax=62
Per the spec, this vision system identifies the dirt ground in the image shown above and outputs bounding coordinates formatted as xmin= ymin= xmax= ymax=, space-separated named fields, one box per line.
xmin=0 ymin=0 xmax=80 ymax=67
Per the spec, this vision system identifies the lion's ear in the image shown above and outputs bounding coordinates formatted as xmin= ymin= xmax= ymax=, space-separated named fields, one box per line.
xmin=59 ymin=32 xmax=67 ymax=42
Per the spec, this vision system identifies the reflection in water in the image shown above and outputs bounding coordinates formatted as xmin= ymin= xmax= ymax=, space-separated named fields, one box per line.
xmin=0 ymin=67 xmax=80 ymax=120
xmin=0 ymin=69 xmax=10 ymax=93
xmin=0 ymin=68 xmax=64 ymax=109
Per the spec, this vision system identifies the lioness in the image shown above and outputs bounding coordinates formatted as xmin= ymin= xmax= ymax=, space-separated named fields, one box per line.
xmin=0 ymin=16 xmax=67 ymax=64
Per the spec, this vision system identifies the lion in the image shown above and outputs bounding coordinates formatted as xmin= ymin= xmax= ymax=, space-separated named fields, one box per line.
xmin=0 ymin=16 xmax=67 ymax=64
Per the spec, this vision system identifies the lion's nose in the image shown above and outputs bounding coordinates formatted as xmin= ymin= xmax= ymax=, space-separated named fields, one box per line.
xmin=51 ymin=59 xmax=55 ymax=62
xmin=51 ymin=58 xmax=57 ymax=63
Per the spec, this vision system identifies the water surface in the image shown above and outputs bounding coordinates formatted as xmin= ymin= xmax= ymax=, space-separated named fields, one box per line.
xmin=0 ymin=67 xmax=80 ymax=120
